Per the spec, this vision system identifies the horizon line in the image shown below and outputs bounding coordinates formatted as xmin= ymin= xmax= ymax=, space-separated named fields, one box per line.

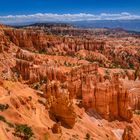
xmin=0 ymin=12 xmax=140 ymax=24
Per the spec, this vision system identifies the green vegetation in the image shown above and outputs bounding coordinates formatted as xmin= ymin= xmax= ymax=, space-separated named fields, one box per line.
xmin=64 ymin=61 xmax=72 ymax=67
xmin=85 ymin=56 xmax=95 ymax=63
xmin=78 ymin=56 xmax=84 ymax=60
xmin=7 ymin=122 xmax=15 ymax=128
xmin=0 ymin=115 xmax=14 ymax=128
xmin=0 ymin=115 xmax=6 ymax=122
xmin=105 ymin=69 xmax=110 ymax=76
xmin=64 ymin=61 xmax=76 ymax=67
xmin=0 ymin=115 xmax=34 ymax=139
xmin=104 ymin=69 xmax=110 ymax=79
xmin=32 ymin=82 xmax=40 ymax=90
xmin=111 ymin=61 xmax=121 ymax=68
xmin=0 ymin=104 xmax=9 ymax=111
xmin=129 ymin=62 xmax=134 ymax=69
xmin=134 ymin=110 xmax=140 ymax=115
xmin=13 ymin=124 xmax=34 ymax=140
xmin=39 ymin=48 xmax=47 ymax=54
xmin=99 ymin=63 xmax=104 ymax=67
xmin=30 ymin=76 xmax=48 ymax=90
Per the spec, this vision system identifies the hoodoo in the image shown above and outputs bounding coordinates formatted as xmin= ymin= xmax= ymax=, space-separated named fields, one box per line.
xmin=0 ymin=23 xmax=140 ymax=139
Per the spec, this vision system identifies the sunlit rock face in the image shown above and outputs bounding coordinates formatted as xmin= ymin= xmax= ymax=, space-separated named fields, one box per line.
xmin=13 ymin=29 xmax=135 ymax=122
xmin=0 ymin=25 xmax=140 ymax=140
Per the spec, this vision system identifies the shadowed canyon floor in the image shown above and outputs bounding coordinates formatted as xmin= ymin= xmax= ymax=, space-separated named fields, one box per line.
xmin=0 ymin=24 xmax=140 ymax=140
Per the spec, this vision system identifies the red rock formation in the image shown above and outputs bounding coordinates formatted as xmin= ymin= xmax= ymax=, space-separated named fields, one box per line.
xmin=0 ymin=24 xmax=140 ymax=140
xmin=51 ymin=123 xmax=62 ymax=134
xmin=5 ymin=28 xmax=140 ymax=69
xmin=44 ymin=80 xmax=76 ymax=128
xmin=4 ymin=28 xmax=105 ymax=55
xmin=49 ymin=95 xmax=76 ymax=128
xmin=81 ymin=72 xmax=133 ymax=122
xmin=16 ymin=48 xmax=133 ymax=122
xmin=4 ymin=27 xmax=138 ymax=125
xmin=122 ymin=125 xmax=135 ymax=140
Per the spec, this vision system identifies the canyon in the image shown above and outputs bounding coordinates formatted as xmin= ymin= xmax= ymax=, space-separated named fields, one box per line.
xmin=0 ymin=23 xmax=140 ymax=140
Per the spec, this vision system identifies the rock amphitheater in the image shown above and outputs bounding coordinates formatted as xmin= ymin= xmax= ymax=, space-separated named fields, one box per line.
xmin=0 ymin=24 xmax=140 ymax=140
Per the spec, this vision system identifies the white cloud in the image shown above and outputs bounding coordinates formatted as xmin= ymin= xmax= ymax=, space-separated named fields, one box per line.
xmin=0 ymin=12 xmax=140 ymax=24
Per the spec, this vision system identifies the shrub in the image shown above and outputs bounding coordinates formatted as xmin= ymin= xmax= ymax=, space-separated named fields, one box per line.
xmin=14 ymin=124 xmax=34 ymax=140
xmin=0 ymin=104 xmax=9 ymax=111
xmin=0 ymin=115 xmax=14 ymax=128
xmin=7 ymin=122 xmax=15 ymax=128
xmin=129 ymin=62 xmax=134 ymax=69
xmin=39 ymin=48 xmax=47 ymax=54
xmin=105 ymin=69 xmax=110 ymax=75
xmin=85 ymin=56 xmax=95 ymax=63
xmin=31 ymin=76 xmax=48 ymax=90
xmin=64 ymin=61 xmax=73 ymax=67
xmin=0 ymin=115 xmax=6 ymax=122
xmin=134 ymin=110 xmax=140 ymax=115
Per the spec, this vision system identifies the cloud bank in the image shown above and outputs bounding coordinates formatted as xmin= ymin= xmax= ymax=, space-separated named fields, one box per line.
xmin=0 ymin=12 xmax=140 ymax=24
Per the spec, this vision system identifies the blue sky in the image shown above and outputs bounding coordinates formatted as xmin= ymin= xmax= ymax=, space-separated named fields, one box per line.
xmin=0 ymin=0 xmax=140 ymax=15
xmin=0 ymin=0 xmax=140 ymax=24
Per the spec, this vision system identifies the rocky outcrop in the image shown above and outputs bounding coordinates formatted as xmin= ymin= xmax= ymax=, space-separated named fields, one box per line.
xmin=81 ymin=72 xmax=133 ymax=122
xmin=0 ymin=23 xmax=140 ymax=140
xmin=122 ymin=125 xmax=135 ymax=140
xmin=5 ymin=28 xmax=140 ymax=69
xmin=0 ymin=27 xmax=18 ymax=80
xmin=44 ymin=80 xmax=76 ymax=128
xmin=16 ymin=48 xmax=99 ymax=83
xmin=49 ymin=95 xmax=76 ymax=128
xmin=44 ymin=67 xmax=133 ymax=123
xmin=16 ymin=48 xmax=133 ymax=122
xmin=10 ymin=96 xmax=34 ymax=110
xmin=8 ymin=26 xmax=140 ymax=125
xmin=51 ymin=123 xmax=62 ymax=134
xmin=4 ymin=29 xmax=105 ymax=55
xmin=129 ymin=88 xmax=140 ymax=111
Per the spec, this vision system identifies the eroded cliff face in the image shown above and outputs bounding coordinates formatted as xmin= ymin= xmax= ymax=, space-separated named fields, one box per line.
xmin=5 ymin=28 xmax=140 ymax=69
xmin=15 ymin=47 xmax=134 ymax=123
xmin=0 ymin=25 xmax=140 ymax=140
xmin=0 ymin=26 xmax=18 ymax=81
xmin=81 ymin=73 xmax=133 ymax=122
